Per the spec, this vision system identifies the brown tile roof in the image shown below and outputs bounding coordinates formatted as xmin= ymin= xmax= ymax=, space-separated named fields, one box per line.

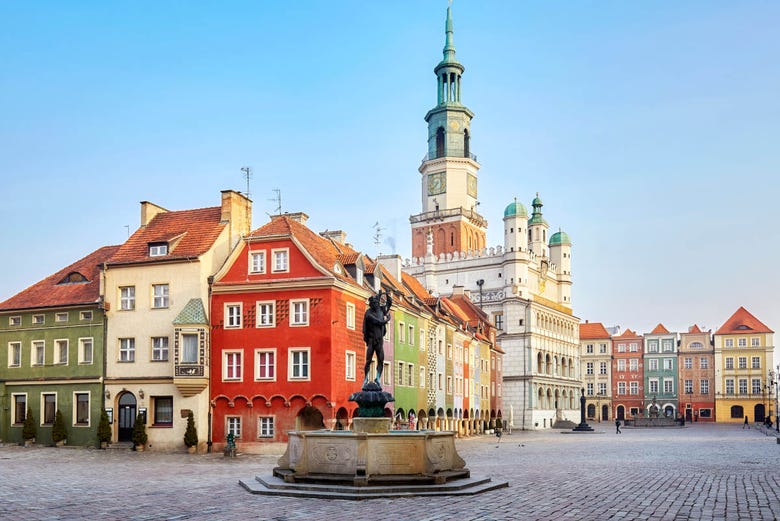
xmin=715 ymin=306 xmax=773 ymax=335
xmin=401 ymin=272 xmax=433 ymax=303
xmin=579 ymin=322 xmax=611 ymax=339
xmin=688 ymin=324 xmax=703 ymax=333
xmin=0 ymin=245 xmax=120 ymax=311
xmin=108 ymin=206 xmax=225 ymax=265
xmin=649 ymin=323 xmax=670 ymax=334
xmin=337 ymin=252 xmax=361 ymax=265
xmin=614 ymin=328 xmax=639 ymax=338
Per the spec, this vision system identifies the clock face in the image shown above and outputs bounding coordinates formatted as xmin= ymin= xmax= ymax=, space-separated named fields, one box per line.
xmin=427 ymin=172 xmax=446 ymax=196
xmin=467 ymin=174 xmax=477 ymax=197
xmin=448 ymin=120 xmax=460 ymax=131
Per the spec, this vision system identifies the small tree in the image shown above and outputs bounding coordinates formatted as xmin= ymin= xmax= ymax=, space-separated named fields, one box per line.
xmin=183 ymin=411 xmax=198 ymax=448
xmin=97 ymin=409 xmax=112 ymax=446
xmin=52 ymin=410 xmax=67 ymax=444
xmin=131 ymin=413 xmax=147 ymax=447
xmin=22 ymin=410 xmax=37 ymax=441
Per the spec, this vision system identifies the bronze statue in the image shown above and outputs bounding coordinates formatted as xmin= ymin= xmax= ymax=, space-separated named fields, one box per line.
xmin=362 ymin=290 xmax=392 ymax=387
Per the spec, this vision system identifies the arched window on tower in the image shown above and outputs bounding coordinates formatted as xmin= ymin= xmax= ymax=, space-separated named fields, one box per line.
xmin=436 ymin=127 xmax=445 ymax=158
xmin=463 ymin=128 xmax=470 ymax=158
xmin=450 ymin=232 xmax=454 ymax=247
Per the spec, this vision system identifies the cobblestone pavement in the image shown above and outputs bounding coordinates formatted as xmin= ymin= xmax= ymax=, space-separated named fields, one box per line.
xmin=2 ymin=423 xmax=780 ymax=520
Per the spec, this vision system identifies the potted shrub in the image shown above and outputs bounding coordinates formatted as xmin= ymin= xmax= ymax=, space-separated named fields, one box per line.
xmin=52 ymin=410 xmax=67 ymax=446
xmin=183 ymin=411 xmax=198 ymax=454
xmin=22 ymin=410 xmax=37 ymax=446
xmin=97 ymin=409 xmax=112 ymax=449
xmin=131 ymin=413 xmax=147 ymax=451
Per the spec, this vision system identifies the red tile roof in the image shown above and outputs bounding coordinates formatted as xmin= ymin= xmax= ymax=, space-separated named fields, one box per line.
xmin=0 ymin=245 xmax=120 ymax=311
xmin=649 ymin=323 xmax=670 ymax=334
xmin=108 ymin=206 xmax=225 ymax=265
xmin=614 ymin=328 xmax=639 ymax=338
xmin=688 ymin=324 xmax=703 ymax=333
xmin=579 ymin=322 xmax=611 ymax=339
xmin=715 ymin=306 xmax=773 ymax=335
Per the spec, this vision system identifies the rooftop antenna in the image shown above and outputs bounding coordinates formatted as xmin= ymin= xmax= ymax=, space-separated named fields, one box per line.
xmin=240 ymin=166 xmax=252 ymax=199
xmin=124 ymin=225 xmax=130 ymax=238
xmin=372 ymin=221 xmax=385 ymax=255
xmin=269 ymin=189 xmax=282 ymax=215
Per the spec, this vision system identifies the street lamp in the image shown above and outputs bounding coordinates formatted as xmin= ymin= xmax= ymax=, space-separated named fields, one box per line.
xmin=775 ymin=365 xmax=780 ymax=433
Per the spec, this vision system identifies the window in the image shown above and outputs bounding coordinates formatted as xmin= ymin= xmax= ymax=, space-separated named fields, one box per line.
xmin=289 ymin=348 xmax=310 ymax=380
xmin=258 ymin=417 xmax=274 ymax=438
xmin=663 ymin=359 xmax=673 ymax=371
xmin=225 ymin=304 xmax=242 ymax=328
xmin=629 ymin=359 xmax=638 ymax=372
xmin=78 ymin=338 xmax=93 ymax=365
xmin=120 ymin=286 xmax=135 ymax=310
xmin=255 ymin=349 xmax=276 ymax=380
xmin=55 ymin=312 xmax=69 ymax=322
xmin=420 ymin=330 xmax=426 ymax=351
xmin=752 ymin=357 xmax=761 ymax=369
xmin=738 ymin=357 xmax=747 ymax=369
xmin=346 ymin=351 xmax=356 ymax=381
xmin=738 ymin=338 xmax=747 ymax=347
xmin=152 ymin=336 xmax=168 ymax=362
xmin=662 ymin=340 xmax=673 ymax=352
xmin=586 ymin=362 xmax=594 ymax=375
xmin=586 ymin=383 xmax=594 ymax=396
xmin=80 ymin=311 xmax=93 ymax=320
xmin=271 ymin=248 xmax=289 ymax=273
xmin=149 ymin=243 xmax=168 ymax=256
xmin=43 ymin=393 xmax=57 ymax=424
xmin=700 ymin=358 xmax=709 ymax=369
xmin=664 ymin=380 xmax=673 ymax=393
xmin=630 ymin=382 xmax=639 ymax=395
xmin=398 ymin=322 xmax=406 ymax=343
xmin=438 ymin=373 xmax=443 ymax=391
xmin=494 ymin=313 xmax=504 ymax=331
xmin=689 ymin=342 xmax=703 ymax=350
xmin=617 ymin=382 xmax=626 ymax=395
xmin=725 ymin=357 xmax=734 ymax=369
xmin=396 ymin=361 xmax=404 ymax=386
xmin=649 ymin=380 xmax=659 ymax=394
xmin=684 ymin=357 xmax=692 ymax=369
xmin=153 ymin=396 xmax=173 ymax=425
xmin=617 ymin=359 xmax=626 ymax=372
xmin=249 ymin=251 xmax=266 ymax=274
xmin=8 ymin=342 xmax=21 ymax=367
xmin=699 ymin=408 xmax=712 ymax=418
xmin=700 ymin=379 xmax=709 ymax=394
xmin=346 ymin=303 xmax=356 ymax=330
xmin=407 ymin=364 xmax=414 ymax=387
xmin=383 ymin=362 xmax=391 ymax=386
xmin=751 ymin=337 xmax=760 ymax=347
xmin=648 ymin=359 xmax=658 ymax=371
xmin=55 ymin=339 xmax=68 ymax=364
xmin=586 ymin=344 xmax=594 ymax=354
xmin=447 ymin=344 xmax=453 ymax=360
xmin=9 ymin=316 xmax=21 ymax=326
xmin=598 ymin=382 xmax=607 ymax=395
xmin=598 ymin=361 xmax=607 ymax=375
xmin=419 ymin=366 xmax=425 ymax=388
xmin=119 ymin=338 xmax=135 ymax=362
xmin=253 ymin=301 xmax=274 ymax=328
xmin=617 ymin=344 xmax=626 ymax=353
xmin=738 ymin=379 xmax=747 ymax=395
xmin=227 ymin=417 xmax=241 ymax=438
xmin=181 ymin=334 xmax=198 ymax=363
xmin=648 ymin=341 xmax=658 ymax=353
xmin=152 ymin=284 xmax=169 ymax=308
xmin=725 ymin=379 xmax=734 ymax=394
xmin=75 ymin=393 xmax=89 ymax=425
xmin=224 ymin=351 xmax=242 ymax=381
xmin=725 ymin=339 xmax=734 ymax=347
xmin=409 ymin=325 xmax=415 ymax=346
xmin=13 ymin=394 xmax=26 ymax=424
xmin=447 ymin=376 xmax=453 ymax=393
xmin=629 ymin=343 xmax=638 ymax=352
xmin=599 ymin=343 xmax=607 ymax=353
xmin=32 ymin=340 xmax=45 ymax=366
xmin=33 ymin=314 xmax=45 ymax=325
xmin=290 ymin=300 xmax=309 ymax=326
xmin=752 ymin=379 xmax=761 ymax=395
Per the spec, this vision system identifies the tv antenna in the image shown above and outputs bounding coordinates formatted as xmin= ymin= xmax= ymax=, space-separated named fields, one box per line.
xmin=269 ymin=189 xmax=282 ymax=215
xmin=240 ymin=166 xmax=252 ymax=199
xmin=372 ymin=221 xmax=385 ymax=254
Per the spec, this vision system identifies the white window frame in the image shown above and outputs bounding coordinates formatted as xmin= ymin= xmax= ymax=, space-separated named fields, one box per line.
xmin=149 ymin=243 xmax=168 ymax=257
xmin=663 ymin=359 xmax=673 ymax=371
xmin=32 ymin=314 xmax=45 ymax=325
xmin=630 ymin=382 xmax=639 ymax=395
xmin=700 ymin=358 xmax=709 ymax=369
xmin=346 ymin=303 xmax=356 ymax=330
xmin=751 ymin=337 xmax=760 ymax=347
xmin=617 ymin=382 xmax=626 ymax=395
xmin=700 ymin=379 xmax=710 ymax=394
xmin=42 ymin=392 xmax=57 ymax=425
xmin=119 ymin=286 xmax=135 ymax=311
xmin=223 ymin=350 xmax=243 ymax=381
xmin=725 ymin=339 xmax=734 ymax=347
xmin=346 ymin=351 xmax=356 ymax=381
xmin=738 ymin=338 xmax=747 ymax=347
xmin=725 ymin=378 xmax=735 ymax=394
xmin=32 ymin=340 xmax=45 ymax=366
xmin=600 ymin=361 xmax=608 ymax=375
xmin=73 ymin=391 xmax=90 ymax=426
xmin=78 ymin=337 xmax=93 ymax=365
xmin=152 ymin=336 xmax=169 ymax=362
xmin=54 ymin=339 xmax=68 ymax=365
xmin=752 ymin=356 xmax=761 ymax=369
xmin=617 ymin=359 xmax=626 ymax=372
xmin=409 ymin=325 xmax=415 ymax=346
xmin=226 ymin=416 xmax=241 ymax=439
xmin=80 ymin=311 xmax=93 ymax=321
xmin=254 ymin=301 xmax=275 ymax=328
xmin=225 ymin=303 xmax=243 ymax=329
xmin=398 ymin=322 xmax=406 ymax=343
xmin=629 ymin=359 xmax=638 ymax=372
xmin=383 ymin=362 xmax=391 ymax=386
xmin=289 ymin=348 xmax=310 ymax=381
xmin=271 ymin=248 xmax=289 ymax=273
xmin=249 ymin=250 xmax=266 ymax=274
xmin=290 ymin=299 xmax=309 ymax=326
xmin=738 ymin=357 xmax=747 ymax=370
xmin=649 ymin=379 xmax=659 ymax=394
xmin=55 ymin=312 xmax=69 ymax=323
xmin=152 ymin=283 xmax=169 ymax=309
xmin=8 ymin=341 xmax=22 ymax=367
xmin=663 ymin=379 xmax=674 ymax=394
xmin=258 ymin=416 xmax=275 ymax=438
xmin=119 ymin=338 xmax=135 ymax=362
xmin=254 ymin=348 xmax=276 ymax=381
xmin=9 ymin=315 xmax=21 ymax=326
xmin=419 ymin=366 xmax=425 ymax=388
xmin=725 ymin=357 xmax=734 ymax=369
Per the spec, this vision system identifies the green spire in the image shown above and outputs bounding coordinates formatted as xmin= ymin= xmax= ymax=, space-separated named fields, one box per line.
xmin=442 ymin=6 xmax=457 ymax=64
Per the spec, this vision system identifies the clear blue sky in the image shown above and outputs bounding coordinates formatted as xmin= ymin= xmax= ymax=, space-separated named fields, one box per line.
xmin=1 ymin=2 xmax=778 ymax=346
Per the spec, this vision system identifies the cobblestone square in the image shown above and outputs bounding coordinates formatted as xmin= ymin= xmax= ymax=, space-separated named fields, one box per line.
xmin=2 ymin=423 xmax=780 ymax=521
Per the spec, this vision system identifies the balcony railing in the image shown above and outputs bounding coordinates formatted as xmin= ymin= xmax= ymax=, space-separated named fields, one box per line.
xmin=421 ymin=151 xmax=478 ymax=163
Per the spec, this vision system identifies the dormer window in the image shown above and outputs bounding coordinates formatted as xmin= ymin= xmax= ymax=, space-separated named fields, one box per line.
xmin=149 ymin=243 xmax=168 ymax=257
xmin=58 ymin=272 xmax=88 ymax=284
xmin=356 ymin=267 xmax=363 ymax=286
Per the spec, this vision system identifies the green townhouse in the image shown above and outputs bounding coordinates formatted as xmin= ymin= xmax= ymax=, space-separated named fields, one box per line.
xmin=643 ymin=323 xmax=680 ymax=419
xmin=0 ymin=245 xmax=119 ymax=446
xmin=389 ymin=292 xmax=422 ymax=426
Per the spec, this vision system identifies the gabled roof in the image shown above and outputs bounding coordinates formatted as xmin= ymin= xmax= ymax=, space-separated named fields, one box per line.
xmin=108 ymin=206 xmax=225 ymax=265
xmin=173 ymin=298 xmax=207 ymax=325
xmin=0 ymin=245 xmax=120 ymax=311
xmin=688 ymin=324 xmax=703 ymax=334
xmin=716 ymin=306 xmax=773 ymax=335
xmin=580 ymin=322 xmax=611 ymax=339
xmin=649 ymin=323 xmax=670 ymax=335
xmin=614 ymin=328 xmax=639 ymax=338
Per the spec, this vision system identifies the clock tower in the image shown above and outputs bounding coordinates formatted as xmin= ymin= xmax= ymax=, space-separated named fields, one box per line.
xmin=410 ymin=6 xmax=486 ymax=259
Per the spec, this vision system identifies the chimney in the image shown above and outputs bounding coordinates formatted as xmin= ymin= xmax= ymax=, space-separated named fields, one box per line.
xmin=452 ymin=285 xmax=465 ymax=296
xmin=377 ymin=254 xmax=403 ymax=282
xmin=320 ymin=230 xmax=348 ymax=244
xmin=221 ymin=190 xmax=253 ymax=247
xmin=282 ymin=212 xmax=309 ymax=224
xmin=140 ymin=201 xmax=168 ymax=226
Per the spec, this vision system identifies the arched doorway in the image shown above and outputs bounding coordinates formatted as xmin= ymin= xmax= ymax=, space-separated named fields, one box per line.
xmin=296 ymin=405 xmax=324 ymax=431
xmin=616 ymin=405 xmax=625 ymax=421
xmin=601 ymin=404 xmax=609 ymax=421
xmin=587 ymin=404 xmax=596 ymax=419
xmin=754 ymin=404 xmax=766 ymax=423
xmin=118 ymin=392 xmax=137 ymax=442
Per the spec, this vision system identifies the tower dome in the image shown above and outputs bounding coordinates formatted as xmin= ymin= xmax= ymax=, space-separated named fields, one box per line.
xmin=549 ymin=230 xmax=571 ymax=246
xmin=504 ymin=199 xmax=528 ymax=218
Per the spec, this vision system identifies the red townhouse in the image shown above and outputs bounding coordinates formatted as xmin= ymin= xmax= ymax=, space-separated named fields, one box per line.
xmin=612 ymin=328 xmax=645 ymax=421
xmin=209 ymin=213 xmax=377 ymax=450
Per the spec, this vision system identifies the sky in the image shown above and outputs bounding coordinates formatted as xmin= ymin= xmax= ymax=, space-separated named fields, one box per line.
xmin=1 ymin=1 xmax=778 ymax=349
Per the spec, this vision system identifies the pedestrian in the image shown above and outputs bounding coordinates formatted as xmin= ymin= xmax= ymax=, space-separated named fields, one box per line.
xmin=615 ymin=419 xmax=622 ymax=434
xmin=743 ymin=415 xmax=749 ymax=429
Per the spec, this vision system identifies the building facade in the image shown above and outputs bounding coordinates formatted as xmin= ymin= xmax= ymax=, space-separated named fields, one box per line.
xmin=678 ymin=325 xmax=715 ymax=422
xmin=580 ymin=321 xmax=612 ymax=422
xmin=612 ymin=328 xmax=644 ymax=421
xmin=643 ymin=324 xmax=679 ymax=418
